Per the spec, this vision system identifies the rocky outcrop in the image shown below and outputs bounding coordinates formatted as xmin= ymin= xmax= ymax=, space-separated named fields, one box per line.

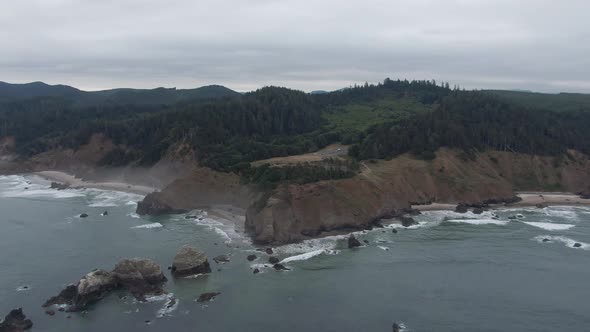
xmin=0 ymin=308 xmax=33 ymax=332
xmin=245 ymin=149 xmax=590 ymax=244
xmin=400 ymin=216 xmax=418 ymax=227
xmin=136 ymin=193 xmax=188 ymax=216
xmin=50 ymin=182 xmax=70 ymax=190
xmin=111 ymin=258 xmax=167 ymax=299
xmin=43 ymin=258 xmax=166 ymax=311
xmin=136 ymin=167 xmax=253 ymax=215
xmin=348 ymin=235 xmax=362 ymax=248
xmin=171 ymin=246 xmax=211 ymax=277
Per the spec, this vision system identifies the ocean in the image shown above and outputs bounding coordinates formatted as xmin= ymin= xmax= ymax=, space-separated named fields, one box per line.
xmin=1 ymin=174 xmax=589 ymax=331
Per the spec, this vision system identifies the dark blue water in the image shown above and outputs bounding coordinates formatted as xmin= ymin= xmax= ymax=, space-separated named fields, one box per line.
xmin=1 ymin=175 xmax=589 ymax=331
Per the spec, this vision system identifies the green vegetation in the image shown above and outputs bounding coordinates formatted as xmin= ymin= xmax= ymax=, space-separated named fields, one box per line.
xmin=2 ymin=78 xmax=590 ymax=187
xmin=488 ymin=90 xmax=590 ymax=113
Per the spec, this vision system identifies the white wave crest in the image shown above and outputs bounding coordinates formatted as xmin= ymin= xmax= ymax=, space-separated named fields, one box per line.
xmin=523 ymin=221 xmax=575 ymax=231
xmin=127 ymin=212 xmax=141 ymax=219
xmin=87 ymin=190 xmax=143 ymax=207
xmin=156 ymin=295 xmax=178 ymax=318
xmin=280 ymin=249 xmax=325 ymax=264
xmin=445 ymin=218 xmax=508 ymax=225
xmin=131 ymin=223 xmax=163 ymax=229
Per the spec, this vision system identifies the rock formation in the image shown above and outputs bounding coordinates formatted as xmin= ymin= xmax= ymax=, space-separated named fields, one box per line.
xmin=171 ymin=245 xmax=211 ymax=277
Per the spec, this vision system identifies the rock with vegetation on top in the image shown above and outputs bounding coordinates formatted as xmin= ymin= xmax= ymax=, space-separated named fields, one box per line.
xmin=0 ymin=308 xmax=33 ymax=332
xmin=171 ymin=246 xmax=211 ymax=277
xmin=347 ymin=234 xmax=362 ymax=248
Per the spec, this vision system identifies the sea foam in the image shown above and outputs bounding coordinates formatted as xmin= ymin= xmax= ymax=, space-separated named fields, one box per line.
xmin=534 ymin=235 xmax=589 ymax=250
xmin=523 ymin=221 xmax=575 ymax=231
xmin=131 ymin=223 xmax=163 ymax=229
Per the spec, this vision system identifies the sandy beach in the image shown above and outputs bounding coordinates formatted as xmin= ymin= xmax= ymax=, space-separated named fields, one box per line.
xmin=413 ymin=192 xmax=590 ymax=211
xmin=34 ymin=170 xmax=156 ymax=195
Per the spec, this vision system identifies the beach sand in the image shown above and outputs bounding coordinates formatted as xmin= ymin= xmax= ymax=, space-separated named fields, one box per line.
xmin=413 ymin=192 xmax=590 ymax=211
xmin=35 ymin=170 xmax=156 ymax=195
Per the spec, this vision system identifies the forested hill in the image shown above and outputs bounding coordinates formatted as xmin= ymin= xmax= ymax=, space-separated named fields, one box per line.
xmin=487 ymin=89 xmax=590 ymax=113
xmin=0 ymin=81 xmax=240 ymax=107
xmin=2 ymin=78 xmax=590 ymax=186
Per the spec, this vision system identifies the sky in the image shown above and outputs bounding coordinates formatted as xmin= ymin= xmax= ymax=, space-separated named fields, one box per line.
xmin=1 ymin=0 xmax=590 ymax=93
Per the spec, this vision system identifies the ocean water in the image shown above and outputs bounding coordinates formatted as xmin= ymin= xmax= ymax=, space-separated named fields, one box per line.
xmin=1 ymin=175 xmax=590 ymax=331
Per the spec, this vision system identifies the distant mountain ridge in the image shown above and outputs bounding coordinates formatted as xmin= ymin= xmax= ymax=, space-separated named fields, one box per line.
xmin=0 ymin=81 xmax=240 ymax=106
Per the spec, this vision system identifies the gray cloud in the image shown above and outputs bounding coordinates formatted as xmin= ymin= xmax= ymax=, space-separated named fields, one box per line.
xmin=1 ymin=0 xmax=589 ymax=92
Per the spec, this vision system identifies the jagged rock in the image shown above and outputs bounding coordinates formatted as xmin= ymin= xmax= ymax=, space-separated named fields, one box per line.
xmin=50 ymin=182 xmax=70 ymax=190
xmin=44 ymin=259 xmax=167 ymax=312
xmin=112 ymin=258 xmax=167 ymax=299
xmin=171 ymin=246 xmax=211 ymax=277
xmin=265 ymin=248 xmax=273 ymax=255
xmin=573 ymin=243 xmax=582 ymax=248
xmin=273 ymin=264 xmax=290 ymax=271
xmin=455 ymin=204 xmax=469 ymax=213
xmin=472 ymin=208 xmax=484 ymax=214
xmin=253 ymin=268 xmax=260 ymax=274
xmin=197 ymin=292 xmax=220 ymax=303
xmin=79 ymin=213 xmax=89 ymax=218
xmin=400 ymin=216 xmax=417 ymax=227
xmin=347 ymin=234 xmax=362 ymax=248
xmin=136 ymin=193 xmax=188 ymax=216
xmin=247 ymin=254 xmax=257 ymax=261
xmin=0 ymin=308 xmax=33 ymax=332
xmin=268 ymin=257 xmax=280 ymax=264
xmin=213 ymin=255 xmax=230 ymax=264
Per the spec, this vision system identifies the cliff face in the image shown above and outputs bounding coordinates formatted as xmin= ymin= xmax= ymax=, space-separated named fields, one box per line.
xmin=245 ymin=149 xmax=590 ymax=244
xmin=127 ymin=148 xmax=590 ymax=244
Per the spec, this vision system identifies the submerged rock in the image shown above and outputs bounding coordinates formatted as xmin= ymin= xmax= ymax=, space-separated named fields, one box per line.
xmin=101 ymin=211 xmax=108 ymax=216
xmin=268 ymin=257 xmax=280 ymax=264
xmin=347 ymin=234 xmax=362 ymax=249
xmin=44 ymin=309 xmax=55 ymax=316
xmin=536 ymin=203 xmax=548 ymax=209
xmin=246 ymin=254 xmax=257 ymax=261
xmin=265 ymin=248 xmax=274 ymax=255
xmin=472 ymin=208 xmax=484 ymax=214
xmin=573 ymin=242 xmax=582 ymax=248
xmin=542 ymin=238 xmax=551 ymax=242
xmin=197 ymin=292 xmax=221 ymax=303
xmin=392 ymin=229 xmax=398 ymax=234
xmin=0 ymin=308 xmax=33 ymax=332
xmin=79 ymin=213 xmax=89 ymax=218
xmin=273 ymin=264 xmax=290 ymax=271
xmin=171 ymin=246 xmax=211 ymax=278
xmin=213 ymin=255 xmax=230 ymax=264
xmin=253 ymin=268 xmax=260 ymax=274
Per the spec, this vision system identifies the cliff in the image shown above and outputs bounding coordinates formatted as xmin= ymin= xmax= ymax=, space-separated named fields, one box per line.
xmin=138 ymin=148 xmax=590 ymax=244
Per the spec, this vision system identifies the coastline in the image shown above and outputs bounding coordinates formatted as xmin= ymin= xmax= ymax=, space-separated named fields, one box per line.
xmin=412 ymin=192 xmax=590 ymax=212
xmin=33 ymin=170 xmax=156 ymax=196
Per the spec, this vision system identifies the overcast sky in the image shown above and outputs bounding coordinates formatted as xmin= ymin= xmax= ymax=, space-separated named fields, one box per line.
xmin=1 ymin=0 xmax=589 ymax=92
